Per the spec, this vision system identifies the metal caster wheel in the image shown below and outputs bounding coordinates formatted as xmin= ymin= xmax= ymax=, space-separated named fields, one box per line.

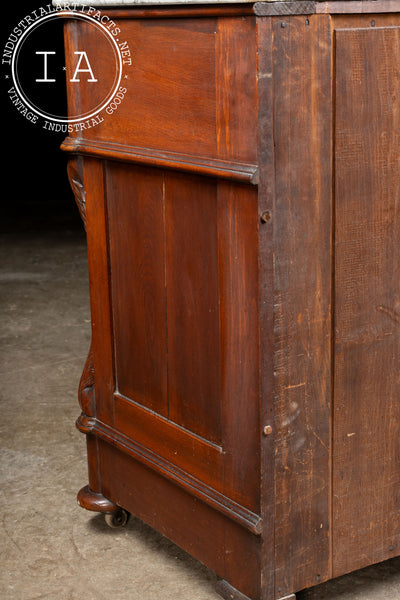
xmin=104 ymin=508 xmax=129 ymax=528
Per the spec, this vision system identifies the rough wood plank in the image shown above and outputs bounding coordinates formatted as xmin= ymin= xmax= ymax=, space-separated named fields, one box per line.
xmin=272 ymin=14 xmax=333 ymax=596
xmin=255 ymin=0 xmax=400 ymax=16
xmin=317 ymin=0 xmax=400 ymax=13
xmin=257 ymin=15 xmax=276 ymax=600
xmin=333 ymin=25 xmax=400 ymax=578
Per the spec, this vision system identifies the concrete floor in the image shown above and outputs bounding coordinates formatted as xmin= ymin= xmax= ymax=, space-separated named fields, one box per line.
xmin=1 ymin=217 xmax=399 ymax=600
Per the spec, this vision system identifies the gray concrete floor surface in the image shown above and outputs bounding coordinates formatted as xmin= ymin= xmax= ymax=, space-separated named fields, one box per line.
xmin=1 ymin=219 xmax=399 ymax=600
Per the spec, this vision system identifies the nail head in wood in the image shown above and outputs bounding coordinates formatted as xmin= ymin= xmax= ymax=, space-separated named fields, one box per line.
xmin=260 ymin=210 xmax=271 ymax=223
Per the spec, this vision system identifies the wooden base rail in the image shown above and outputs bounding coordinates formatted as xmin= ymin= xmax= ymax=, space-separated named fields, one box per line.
xmin=76 ymin=413 xmax=262 ymax=536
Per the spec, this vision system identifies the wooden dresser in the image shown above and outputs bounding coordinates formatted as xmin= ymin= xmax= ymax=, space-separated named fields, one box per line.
xmin=60 ymin=1 xmax=400 ymax=598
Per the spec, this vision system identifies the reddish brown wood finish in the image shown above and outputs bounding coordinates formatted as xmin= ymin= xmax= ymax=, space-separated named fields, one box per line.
xmin=62 ymin=4 xmax=400 ymax=600
xmin=106 ymin=164 xmax=168 ymax=416
xmin=257 ymin=16 xmax=276 ymax=600
xmin=270 ymin=14 xmax=333 ymax=596
xmin=333 ymin=23 xmax=400 ymax=578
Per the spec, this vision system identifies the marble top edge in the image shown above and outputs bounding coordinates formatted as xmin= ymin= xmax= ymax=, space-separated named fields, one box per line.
xmin=52 ymin=0 xmax=257 ymax=6
xmin=51 ymin=0 xmax=368 ymax=5
xmin=51 ymin=0 xmax=282 ymax=6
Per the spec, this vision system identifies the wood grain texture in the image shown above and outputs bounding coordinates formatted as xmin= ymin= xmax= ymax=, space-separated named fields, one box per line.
xmin=333 ymin=25 xmax=400 ymax=578
xmin=61 ymin=137 xmax=259 ymax=183
xmin=99 ymin=439 xmax=262 ymax=600
xmin=85 ymin=404 xmax=263 ymax=533
xmin=82 ymin=157 xmax=115 ymax=426
xmin=106 ymin=163 xmax=168 ymax=415
xmin=216 ymin=181 xmax=260 ymax=512
xmin=72 ymin=17 xmax=217 ymax=156
xmin=332 ymin=11 xmax=400 ymax=28
xmin=89 ymin=5 xmax=256 ymax=18
xmin=165 ymin=173 xmax=222 ymax=442
xmin=77 ymin=484 xmax=119 ymax=513
xmin=256 ymin=16 xmax=276 ymax=600
xmin=215 ymin=16 xmax=257 ymax=163
xmin=254 ymin=0 xmax=400 ymax=15
xmin=66 ymin=15 xmax=257 ymax=164
xmin=317 ymin=0 xmax=400 ymax=13
xmin=271 ymin=14 xmax=333 ymax=595
xmin=104 ymin=161 xmax=261 ymax=512
xmin=63 ymin=8 xmax=400 ymax=600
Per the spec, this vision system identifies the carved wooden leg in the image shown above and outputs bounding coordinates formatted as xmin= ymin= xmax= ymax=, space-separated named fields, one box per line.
xmin=216 ymin=580 xmax=296 ymax=600
xmin=77 ymin=484 xmax=118 ymax=513
xmin=77 ymin=485 xmax=129 ymax=528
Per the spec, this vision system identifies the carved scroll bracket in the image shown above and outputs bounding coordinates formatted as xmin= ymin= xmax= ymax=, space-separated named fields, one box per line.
xmin=67 ymin=157 xmax=96 ymax=420
xmin=67 ymin=157 xmax=87 ymax=230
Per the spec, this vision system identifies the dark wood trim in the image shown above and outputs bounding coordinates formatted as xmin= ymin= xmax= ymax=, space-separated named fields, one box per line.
xmin=93 ymin=4 xmax=255 ymax=18
xmin=254 ymin=0 xmax=400 ymax=16
xmin=61 ymin=137 xmax=259 ymax=184
xmin=75 ymin=413 xmax=263 ymax=535
xmin=256 ymin=15 xmax=276 ymax=600
xmin=60 ymin=1 xmax=400 ymax=19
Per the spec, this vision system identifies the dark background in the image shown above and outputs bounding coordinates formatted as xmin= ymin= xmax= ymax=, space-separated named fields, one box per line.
xmin=2 ymin=1 xmax=80 ymax=231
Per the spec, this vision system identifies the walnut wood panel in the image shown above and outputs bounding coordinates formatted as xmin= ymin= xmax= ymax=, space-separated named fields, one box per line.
xmin=106 ymin=163 xmax=167 ymax=415
xmin=333 ymin=25 xmax=400 ymax=578
xmin=215 ymin=16 xmax=257 ymax=162
xmin=98 ymin=439 xmax=262 ymax=600
xmin=64 ymin=15 xmax=257 ymax=163
xmin=216 ymin=181 xmax=260 ymax=512
xmin=165 ymin=173 xmax=222 ymax=442
xmin=113 ymin=392 xmax=224 ymax=499
xmin=79 ymin=403 xmax=262 ymax=534
xmin=271 ymin=15 xmax=333 ymax=595
xmin=101 ymin=160 xmax=261 ymax=512
xmin=113 ymin=18 xmax=216 ymax=156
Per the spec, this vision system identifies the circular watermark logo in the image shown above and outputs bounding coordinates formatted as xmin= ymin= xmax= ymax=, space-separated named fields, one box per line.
xmin=2 ymin=2 xmax=132 ymax=133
